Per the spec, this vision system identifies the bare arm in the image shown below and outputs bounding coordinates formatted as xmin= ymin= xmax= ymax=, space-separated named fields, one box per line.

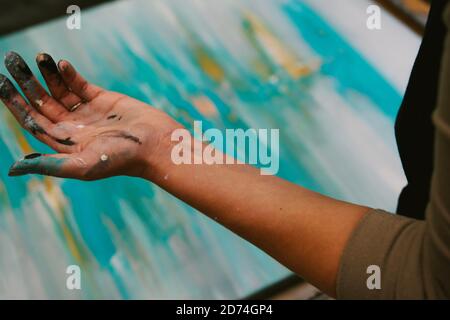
xmin=146 ymin=138 xmax=368 ymax=297
xmin=0 ymin=52 xmax=368 ymax=297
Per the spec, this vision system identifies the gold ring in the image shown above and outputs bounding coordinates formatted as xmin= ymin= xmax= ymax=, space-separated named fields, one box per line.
xmin=69 ymin=102 xmax=83 ymax=112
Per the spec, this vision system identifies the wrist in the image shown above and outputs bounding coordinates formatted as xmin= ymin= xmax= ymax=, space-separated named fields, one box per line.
xmin=140 ymin=121 xmax=183 ymax=183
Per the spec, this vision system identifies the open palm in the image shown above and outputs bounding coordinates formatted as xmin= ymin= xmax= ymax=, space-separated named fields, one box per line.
xmin=0 ymin=52 xmax=179 ymax=180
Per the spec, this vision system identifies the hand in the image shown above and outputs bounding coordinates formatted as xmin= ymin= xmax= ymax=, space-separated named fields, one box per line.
xmin=0 ymin=52 xmax=181 ymax=180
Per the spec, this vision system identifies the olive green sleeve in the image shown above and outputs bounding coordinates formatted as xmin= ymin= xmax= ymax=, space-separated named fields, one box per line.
xmin=336 ymin=4 xmax=450 ymax=300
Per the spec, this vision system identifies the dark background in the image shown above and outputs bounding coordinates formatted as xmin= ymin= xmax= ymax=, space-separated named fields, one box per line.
xmin=0 ymin=0 xmax=111 ymax=36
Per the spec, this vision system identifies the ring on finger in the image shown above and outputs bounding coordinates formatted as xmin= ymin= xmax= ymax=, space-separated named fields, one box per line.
xmin=69 ymin=101 xmax=83 ymax=112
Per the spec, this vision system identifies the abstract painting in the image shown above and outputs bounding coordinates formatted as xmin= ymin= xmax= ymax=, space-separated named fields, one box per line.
xmin=0 ymin=0 xmax=415 ymax=298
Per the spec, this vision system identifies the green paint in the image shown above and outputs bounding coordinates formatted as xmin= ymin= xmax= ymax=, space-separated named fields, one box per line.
xmin=8 ymin=156 xmax=67 ymax=176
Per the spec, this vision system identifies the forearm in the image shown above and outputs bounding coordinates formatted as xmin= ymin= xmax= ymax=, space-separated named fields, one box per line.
xmin=144 ymin=135 xmax=368 ymax=297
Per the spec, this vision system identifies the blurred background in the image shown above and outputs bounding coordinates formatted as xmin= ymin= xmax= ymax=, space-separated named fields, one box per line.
xmin=0 ymin=0 xmax=430 ymax=36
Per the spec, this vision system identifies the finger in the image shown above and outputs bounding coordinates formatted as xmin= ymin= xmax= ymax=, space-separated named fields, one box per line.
xmin=58 ymin=60 xmax=104 ymax=102
xmin=36 ymin=53 xmax=82 ymax=111
xmin=4 ymin=51 xmax=68 ymax=121
xmin=0 ymin=74 xmax=74 ymax=152
xmin=8 ymin=152 xmax=89 ymax=179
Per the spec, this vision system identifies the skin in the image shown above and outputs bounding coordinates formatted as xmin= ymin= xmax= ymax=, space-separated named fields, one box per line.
xmin=0 ymin=52 xmax=368 ymax=297
xmin=0 ymin=52 xmax=180 ymax=180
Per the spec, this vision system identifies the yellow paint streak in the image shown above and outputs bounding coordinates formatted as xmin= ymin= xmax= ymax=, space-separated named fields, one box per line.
xmin=26 ymin=177 xmax=84 ymax=264
xmin=7 ymin=116 xmax=34 ymax=154
xmin=245 ymin=13 xmax=314 ymax=79
xmin=43 ymin=177 xmax=84 ymax=263
xmin=194 ymin=45 xmax=225 ymax=83
xmin=251 ymin=60 xmax=274 ymax=79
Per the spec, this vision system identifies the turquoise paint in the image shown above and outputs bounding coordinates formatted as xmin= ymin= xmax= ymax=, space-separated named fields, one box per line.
xmin=8 ymin=156 xmax=67 ymax=176
xmin=284 ymin=2 xmax=402 ymax=120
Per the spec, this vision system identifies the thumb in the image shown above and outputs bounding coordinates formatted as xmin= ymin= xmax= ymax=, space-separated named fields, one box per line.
xmin=8 ymin=152 xmax=88 ymax=179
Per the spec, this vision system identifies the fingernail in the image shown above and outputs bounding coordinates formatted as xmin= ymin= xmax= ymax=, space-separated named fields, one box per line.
xmin=58 ymin=60 xmax=70 ymax=73
xmin=4 ymin=51 xmax=15 ymax=60
xmin=4 ymin=51 xmax=32 ymax=81
xmin=24 ymin=152 xmax=42 ymax=159
xmin=37 ymin=53 xmax=58 ymax=73
xmin=7 ymin=170 xmax=23 ymax=177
